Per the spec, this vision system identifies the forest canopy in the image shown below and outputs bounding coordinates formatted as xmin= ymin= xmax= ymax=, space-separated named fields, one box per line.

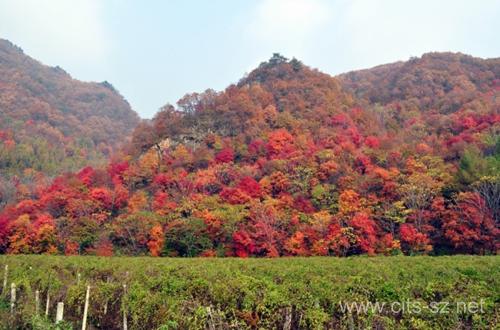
xmin=0 ymin=50 xmax=498 ymax=257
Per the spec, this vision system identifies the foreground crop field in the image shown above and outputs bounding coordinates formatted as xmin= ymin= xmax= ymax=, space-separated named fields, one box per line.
xmin=0 ymin=256 xmax=498 ymax=329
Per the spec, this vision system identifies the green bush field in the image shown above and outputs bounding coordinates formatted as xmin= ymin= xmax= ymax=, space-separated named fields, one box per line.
xmin=0 ymin=255 xmax=498 ymax=329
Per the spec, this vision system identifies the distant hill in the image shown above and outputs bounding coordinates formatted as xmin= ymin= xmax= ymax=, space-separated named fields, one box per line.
xmin=0 ymin=39 xmax=140 ymax=182
xmin=338 ymin=52 xmax=500 ymax=113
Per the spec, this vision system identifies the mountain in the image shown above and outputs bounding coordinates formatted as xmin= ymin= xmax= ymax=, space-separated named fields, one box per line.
xmin=338 ymin=52 xmax=500 ymax=113
xmin=0 ymin=53 xmax=498 ymax=257
xmin=127 ymin=53 xmax=354 ymax=157
xmin=0 ymin=39 xmax=139 ymax=181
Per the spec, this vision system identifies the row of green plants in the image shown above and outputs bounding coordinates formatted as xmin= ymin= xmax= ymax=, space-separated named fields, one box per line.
xmin=0 ymin=255 xmax=498 ymax=329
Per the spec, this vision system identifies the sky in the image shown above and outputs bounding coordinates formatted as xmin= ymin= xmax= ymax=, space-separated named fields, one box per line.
xmin=0 ymin=0 xmax=499 ymax=118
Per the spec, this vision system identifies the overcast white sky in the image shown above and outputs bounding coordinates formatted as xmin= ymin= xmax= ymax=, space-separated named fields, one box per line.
xmin=1 ymin=0 xmax=499 ymax=118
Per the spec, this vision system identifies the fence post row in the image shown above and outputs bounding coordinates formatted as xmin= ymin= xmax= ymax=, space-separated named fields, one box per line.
xmin=2 ymin=267 xmax=136 ymax=328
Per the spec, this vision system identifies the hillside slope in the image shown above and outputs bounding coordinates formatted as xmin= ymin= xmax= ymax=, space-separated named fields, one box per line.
xmin=0 ymin=53 xmax=498 ymax=257
xmin=0 ymin=39 xmax=140 ymax=208
xmin=0 ymin=39 xmax=139 ymax=179
xmin=338 ymin=52 xmax=500 ymax=113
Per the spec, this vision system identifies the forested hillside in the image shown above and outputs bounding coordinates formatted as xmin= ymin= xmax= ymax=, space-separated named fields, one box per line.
xmin=0 ymin=53 xmax=498 ymax=257
xmin=338 ymin=52 xmax=500 ymax=112
xmin=0 ymin=39 xmax=139 ymax=207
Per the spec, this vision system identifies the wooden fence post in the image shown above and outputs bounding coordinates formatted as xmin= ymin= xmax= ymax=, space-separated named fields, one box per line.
xmin=77 ymin=273 xmax=82 ymax=315
xmin=45 ymin=292 xmax=50 ymax=317
xmin=55 ymin=302 xmax=64 ymax=323
xmin=10 ymin=283 xmax=16 ymax=315
xmin=35 ymin=290 xmax=40 ymax=315
xmin=122 ymin=284 xmax=128 ymax=330
xmin=103 ymin=276 xmax=110 ymax=315
xmin=206 ymin=306 xmax=216 ymax=330
xmin=2 ymin=265 xmax=7 ymax=295
xmin=283 ymin=307 xmax=292 ymax=330
xmin=82 ymin=285 xmax=90 ymax=330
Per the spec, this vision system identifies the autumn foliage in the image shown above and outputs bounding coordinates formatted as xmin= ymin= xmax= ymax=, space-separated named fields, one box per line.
xmin=0 ymin=52 xmax=498 ymax=257
xmin=0 ymin=39 xmax=139 ymax=209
